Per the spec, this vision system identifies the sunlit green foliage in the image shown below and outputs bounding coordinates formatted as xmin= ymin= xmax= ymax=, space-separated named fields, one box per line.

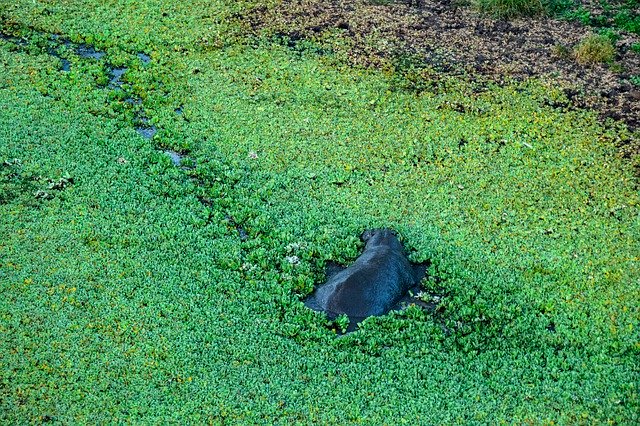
xmin=473 ymin=0 xmax=548 ymax=18
xmin=559 ymin=0 xmax=640 ymax=35
xmin=1 ymin=0 xmax=639 ymax=423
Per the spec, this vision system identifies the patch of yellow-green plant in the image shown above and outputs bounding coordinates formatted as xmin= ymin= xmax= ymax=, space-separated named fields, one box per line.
xmin=574 ymin=33 xmax=616 ymax=64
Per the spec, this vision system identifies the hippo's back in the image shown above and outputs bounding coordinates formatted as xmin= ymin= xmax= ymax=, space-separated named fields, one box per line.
xmin=324 ymin=244 xmax=416 ymax=318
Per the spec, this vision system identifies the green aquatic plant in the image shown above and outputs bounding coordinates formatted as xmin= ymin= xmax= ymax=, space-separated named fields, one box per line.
xmin=0 ymin=0 xmax=638 ymax=423
xmin=335 ymin=314 xmax=350 ymax=333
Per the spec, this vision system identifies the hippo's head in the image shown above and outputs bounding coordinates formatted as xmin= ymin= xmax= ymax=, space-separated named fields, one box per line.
xmin=361 ymin=228 xmax=403 ymax=251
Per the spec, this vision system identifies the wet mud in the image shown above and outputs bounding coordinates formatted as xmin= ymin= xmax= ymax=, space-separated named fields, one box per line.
xmin=246 ymin=0 xmax=640 ymax=140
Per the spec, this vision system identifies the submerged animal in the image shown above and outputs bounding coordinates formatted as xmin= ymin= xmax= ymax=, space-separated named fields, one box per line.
xmin=305 ymin=229 xmax=425 ymax=324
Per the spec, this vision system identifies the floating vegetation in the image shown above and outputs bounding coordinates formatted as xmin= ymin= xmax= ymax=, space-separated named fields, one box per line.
xmin=0 ymin=2 xmax=638 ymax=424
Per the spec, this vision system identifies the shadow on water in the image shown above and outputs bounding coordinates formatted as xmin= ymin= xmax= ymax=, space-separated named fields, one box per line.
xmin=2 ymin=28 xmax=199 ymax=203
xmin=0 ymin=32 xmax=28 ymax=46
xmin=59 ymin=58 xmax=71 ymax=71
xmin=47 ymin=47 xmax=71 ymax=71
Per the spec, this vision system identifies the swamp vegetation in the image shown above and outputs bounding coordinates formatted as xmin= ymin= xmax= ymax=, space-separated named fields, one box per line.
xmin=0 ymin=0 xmax=639 ymax=423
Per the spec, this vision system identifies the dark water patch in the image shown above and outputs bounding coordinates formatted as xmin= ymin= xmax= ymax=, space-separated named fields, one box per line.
xmin=323 ymin=261 xmax=345 ymax=280
xmin=129 ymin=103 xmax=151 ymax=136
xmin=109 ymin=67 xmax=127 ymax=88
xmin=391 ymin=284 xmax=438 ymax=312
xmin=49 ymin=34 xmax=72 ymax=49
xmin=76 ymin=44 xmax=105 ymax=59
xmin=196 ymin=195 xmax=213 ymax=208
xmin=0 ymin=31 xmax=28 ymax=47
xmin=136 ymin=125 xmax=157 ymax=139
xmin=175 ymin=106 xmax=183 ymax=115
xmin=305 ymin=229 xmax=438 ymax=332
xmin=47 ymin=47 xmax=71 ymax=71
xmin=1 ymin=31 xmax=72 ymax=71
xmin=164 ymin=150 xmax=184 ymax=166
xmin=138 ymin=52 xmax=151 ymax=65
xmin=59 ymin=58 xmax=71 ymax=71
xmin=1 ymin=31 xmax=106 ymax=72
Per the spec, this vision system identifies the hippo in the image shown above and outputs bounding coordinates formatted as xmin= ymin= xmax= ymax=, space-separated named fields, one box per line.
xmin=305 ymin=229 xmax=426 ymax=327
